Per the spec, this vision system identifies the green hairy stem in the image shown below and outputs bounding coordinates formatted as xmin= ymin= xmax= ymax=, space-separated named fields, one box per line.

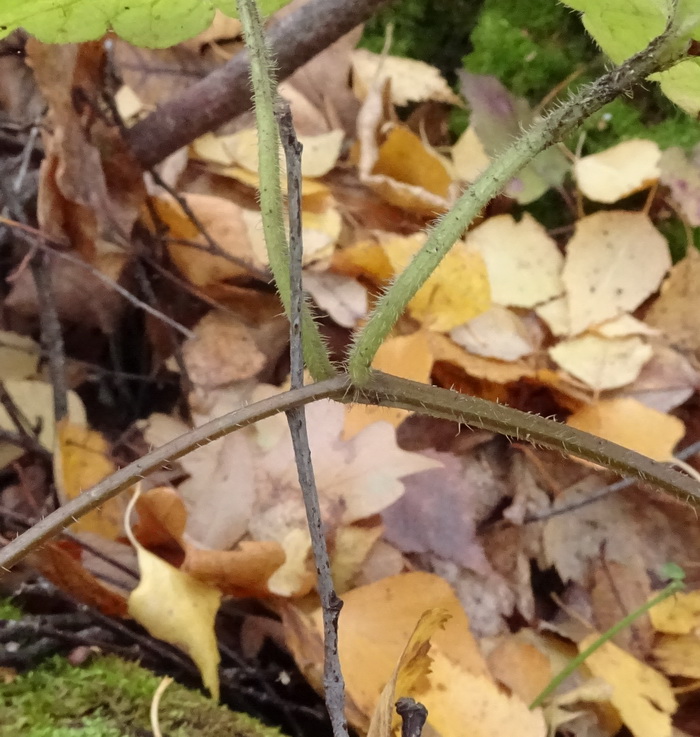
xmin=238 ymin=0 xmax=335 ymax=380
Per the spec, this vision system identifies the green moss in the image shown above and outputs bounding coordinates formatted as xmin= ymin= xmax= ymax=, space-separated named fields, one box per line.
xmin=0 ymin=655 xmax=285 ymax=737
xmin=361 ymin=0 xmax=479 ymax=80
xmin=0 ymin=598 xmax=22 ymax=620
xmin=463 ymin=0 xmax=597 ymax=101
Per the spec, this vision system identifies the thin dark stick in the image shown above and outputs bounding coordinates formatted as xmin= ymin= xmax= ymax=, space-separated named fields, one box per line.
xmin=279 ymin=102 xmax=349 ymax=737
xmin=30 ymin=250 xmax=68 ymax=422
xmin=396 ymin=697 xmax=428 ymax=737
xmin=524 ymin=439 xmax=700 ymax=523
xmin=0 ymin=429 xmax=50 ymax=459
xmin=128 ymin=0 xmax=389 ymax=168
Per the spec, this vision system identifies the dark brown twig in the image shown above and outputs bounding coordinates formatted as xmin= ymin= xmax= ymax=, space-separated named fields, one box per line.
xmin=279 ymin=102 xmax=349 ymax=737
xmin=127 ymin=0 xmax=389 ymax=167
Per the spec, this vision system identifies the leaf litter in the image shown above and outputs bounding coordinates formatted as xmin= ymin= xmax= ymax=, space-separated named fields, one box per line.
xmin=1 ymin=13 xmax=700 ymax=737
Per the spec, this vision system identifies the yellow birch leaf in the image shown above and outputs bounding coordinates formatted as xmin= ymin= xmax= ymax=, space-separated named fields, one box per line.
xmin=367 ymin=608 xmax=451 ymax=737
xmin=54 ymin=419 xmax=125 ymax=539
xmin=653 ymin=633 xmax=700 ymax=679
xmin=344 ymin=332 xmax=433 ymax=439
xmin=452 ymin=126 xmax=491 ymax=183
xmin=566 ymin=398 xmax=684 ymax=462
xmin=466 ymin=214 xmax=563 ymax=308
xmin=649 ymin=590 xmax=700 ymax=634
xmin=382 ymin=234 xmax=490 ymax=331
xmin=125 ymin=492 xmax=222 ymax=700
xmin=579 ymin=635 xmax=677 ymax=737
xmin=574 ymin=140 xmax=660 ymax=204
xmin=562 ymin=211 xmax=670 ymax=335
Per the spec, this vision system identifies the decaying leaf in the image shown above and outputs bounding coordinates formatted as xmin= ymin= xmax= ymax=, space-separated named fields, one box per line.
xmin=649 ymin=589 xmax=700 ymax=635
xmin=653 ymin=633 xmax=700 ymax=679
xmin=659 ymin=146 xmax=700 ymax=226
xmin=126 ymin=491 xmax=222 ymax=700
xmin=303 ymin=271 xmax=369 ymax=329
xmin=0 ymin=330 xmax=40 ymax=381
xmin=450 ymin=305 xmax=535 ymax=361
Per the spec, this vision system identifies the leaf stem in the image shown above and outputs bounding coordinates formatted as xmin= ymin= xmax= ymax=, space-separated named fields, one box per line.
xmin=529 ymin=578 xmax=685 ymax=709
xmin=347 ymin=31 xmax=687 ymax=383
xmin=237 ymin=0 xmax=335 ymax=380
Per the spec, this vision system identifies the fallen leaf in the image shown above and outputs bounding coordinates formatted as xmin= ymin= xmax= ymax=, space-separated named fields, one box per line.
xmin=452 ymin=126 xmax=491 ymax=183
xmin=331 ymin=524 xmax=384 ymax=594
xmin=579 ymin=635 xmax=677 ymax=737
xmin=351 ymin=49 xmax=461 ymax=106
xmin=653 ymin=633 xmax=700 ymax=679
xmin=458 ymin=71 xmax=569 ymax=204
xmin=562 ymin=211 xmax=670 ymax=334
xmin=0 ymin=380 xmax=86 ymax=469
xmin=486 ymin=636 xmax=553 ymax=705
xmin=466 ymin=214 xmax=563 ymax=308
xmin=126 ymin=491 xmax=222 ymax=700
xmin=366 ymin=608 xmax=451 ymax=737
xmin=381 ymin=233 xmax=491 ymax=331
xmin=659 ymin=146 xmax=700 ymax=226
xmin=592 ymin=314 xmax=660 ymax=339
xmin=429 ymin=332 xmax=535 ymax=383
xmin=549 ymin=334 xmax=652 ymax=391
xmin=28 ymin=540 xmax=128 ymax=617
xmin=182 ymin=311 xmax=267 ymax=388
xmin=151 ymin=193 xmax=260 ymax=286
xmin=344 ymin=332 xmax=433 ymax=438
xmin=0 ymin=330 xmax=40 ymax=380
xmin=646 ymin=248 xmax=700 ymax=359
xmin=54 ymin=419 xmax=127 ymax=539
xmin=574 ymin=140 xmax=660 ymax=203
xmin=566 ymin=398 xmax=685 ymax=462
xmin=649 ymin=589 xmax=700 ymax=635
xmin=536 ymin=296 xmax=570 ymax=337
xmin=450 ymin=305 xmax=535 ymax=361
xmin=303 ymin=271 xmax=369 ymax=328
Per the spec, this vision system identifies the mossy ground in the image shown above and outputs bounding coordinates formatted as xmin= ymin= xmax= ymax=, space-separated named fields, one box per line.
xmin=0 ymin=652 xmax=284 ymax=737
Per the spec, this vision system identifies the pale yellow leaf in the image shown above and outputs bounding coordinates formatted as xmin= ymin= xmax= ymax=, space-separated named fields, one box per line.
xmin=566 ymin=398 xmax=684 ymax=462
xmin=304 ymin=272 xmax=368 ymax=328
xmin=0 ymin=329 xmax=40 ymax=380
xmin=466 ymin=214 xmax=563 ymax=308
xmin=452 ymin=126 xmax=491 ymax=183
xmin=562 ymin=211 xmax=670 ymax=334
xmin=332 ymin=525 xmax=384 ymax=595
xmin=114 ymin=85 xmax=144 ymax=121
xmin=344 ymin=332 xmax=433 ymax=439
xmin=593 ymin=314 xmax=660 ymax=339
xmin=649 ymin=590 xmax=700 ymax=634
xmin=126 ymin=492 xmax=222 ymax=700
xmin=575 ymin=140 xmax=660 ymax=204
xmin=536 ymin=297 xmax=570 ymax=337
xmin=579 ymin=635 xmax=676 ymax=737
xmin=450 ymin=305 xmax=534 ymax=361
xmin=351 ymin=48 xmax=461 ymax=106
xmin=381 ymin=233 xmax=490 ymax=331
xmin=549 ymin=334 xmax=652 ymax=390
